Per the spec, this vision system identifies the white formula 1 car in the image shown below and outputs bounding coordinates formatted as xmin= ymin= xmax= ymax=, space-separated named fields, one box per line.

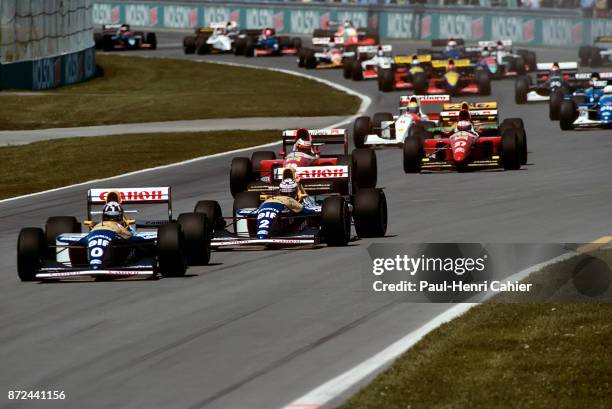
xmin=352 ymin=95 xmax=450 ymax=148
xmin=343 ymin=45 xmax=394 ymax=81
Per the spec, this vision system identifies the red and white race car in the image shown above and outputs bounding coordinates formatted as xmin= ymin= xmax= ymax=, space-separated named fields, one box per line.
xmin=229 ymin=128 xmax=377 ymax=196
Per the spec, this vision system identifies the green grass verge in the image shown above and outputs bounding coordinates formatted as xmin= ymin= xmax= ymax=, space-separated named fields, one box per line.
xmin=340 ymin=252 xmax=612 ymax=409
xmin=0 ymin=131 xmax=279 ymax=199
xmin=0 ymin=55 xmax=360 ymax=130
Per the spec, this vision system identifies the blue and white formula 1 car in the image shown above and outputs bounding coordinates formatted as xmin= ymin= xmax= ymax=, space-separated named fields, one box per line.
xmin=16 ymin=187 xmax=211 ymax=282
xmin=559 ymin=77 xmax=612 ymax=130
xmin=204 ymin=170 xmax=387 ymax=249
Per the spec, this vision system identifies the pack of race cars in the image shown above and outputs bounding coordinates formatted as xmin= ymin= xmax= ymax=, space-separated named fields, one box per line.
xmin=26 ymin=23 xmax=610 ymax=282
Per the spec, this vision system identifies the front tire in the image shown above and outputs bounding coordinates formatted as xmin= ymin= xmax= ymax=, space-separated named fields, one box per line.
xmin=351 ymin=148 xmax=377 ymax=189
xmin=515 ymin=76 xmax=529 ymax=104
xmin=403 ymin=135 xmax=423 ymax=173
xmin=353 ymin=189 xmax=387 ymax=238
xmin=559 ymin=100 xmax=577 ymax=131
xmin=17 ymin=228 xmax=45 ymax=281
xmin=353 ymin=116 xmax=371 ymax=149
xmin=501 ymin=129 xmax=521 ymax=170
xmin=157 ymin=223 xmax=186 ymax=277
xmin=549 ymin=89 xmax=563 ymax=121
xmin=379 ymin=68 xmax=394 ymax=92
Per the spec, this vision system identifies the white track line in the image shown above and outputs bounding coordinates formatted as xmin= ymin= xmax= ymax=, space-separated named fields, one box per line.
xmin=0 ymin=60 xmax=370 ymax=205
xmin=280 ymin=251 xmax=578 ymax=409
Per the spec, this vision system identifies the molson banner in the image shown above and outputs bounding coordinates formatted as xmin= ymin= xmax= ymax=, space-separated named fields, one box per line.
xmin=91 ymin=2 xmax=612 ymax=47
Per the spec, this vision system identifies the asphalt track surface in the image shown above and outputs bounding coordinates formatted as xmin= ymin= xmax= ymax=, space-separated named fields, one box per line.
xmin=1 ymin=33 xmax=612 ymax=409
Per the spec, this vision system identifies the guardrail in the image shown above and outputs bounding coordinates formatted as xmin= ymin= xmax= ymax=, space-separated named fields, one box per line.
xmin=91 ymin=1 xmax=612 ymax=47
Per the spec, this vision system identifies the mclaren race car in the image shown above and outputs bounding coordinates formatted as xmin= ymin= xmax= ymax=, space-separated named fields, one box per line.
xmin=16 ymin=187 xmax=210 ymax=281
xmin=94 ymin=24 xmax=157 ymax=51
xmin=229 ymin=128 xmax=378 ymax=197
xmin=343 ymin=45 xmax=394 ymax=80
xmin=402 ymin=102 xmax=527 ymax=173
xmin=352 ymin=95 xmax=450 ymax=148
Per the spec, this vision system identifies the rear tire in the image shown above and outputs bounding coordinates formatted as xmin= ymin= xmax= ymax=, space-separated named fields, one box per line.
xmin=353 ymin=189 xmax=387 ymax=238
xmin=353 ymin=116 xmax=371 ymax=149
xmin=343 ymin=58 xmax=354 ymax=79
xmin=45 ymin=216 xmax=80 ymax=259
xmin=351 ymin=60 xmax=363 ymax=81
xmin=157 ymin=223 xmax=186 ymax=277
xmin=351 ymin=148 xmax=377 ymax=189
xmin=146 ymin=32 xmax=157 ymax=50
xmin=194 ymin=200 xmax=224 ymax=231
xmin=230 ymin=157 xmax=251 ymax=197
xmin=501 ymin=129 xmax=521 ymax=170
xmin=17 ymin=228 xmax=45 ymax=281
xmin=515 ymin=76 xmax=529 ymax=104
xmin=177 ymin=213 xmax=210 ymax=266
xmin=413 ymin=71 xmax=428 ymax=95
xmin=250 ymin=151 xmax=276 ymax=181
xmin=183 ymin=36 xmax=196 ymax=54
xmin=321 ymin=197 xmax=350 ymax=246
xmin=477 ymin=71 xmax=491 ymax=96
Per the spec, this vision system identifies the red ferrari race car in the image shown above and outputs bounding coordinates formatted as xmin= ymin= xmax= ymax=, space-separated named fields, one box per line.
xmin=412 ymin=59 xmax=491 ymax=96
xmin=94 ymin=24 xmax=157 ymax=51
xmin=229 ymin=128 xmax=377 ymax=197
xmin=403 ymin=102 xmax=527 ymax=173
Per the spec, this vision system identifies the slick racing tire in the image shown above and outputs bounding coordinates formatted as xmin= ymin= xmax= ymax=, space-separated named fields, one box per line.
xmin=146 ymin=33 xmax=157 ymax=50
xmin=343 ymin=58 xmax=354 ymax=79
xmin=413 ymin=71 xmax=428 ymax=95
xmin=515 ymin=76 xmax=529 ymax=104
xmin=94 ymin=33 xmax=103 ymax=50
xmin=245 ymin=37 xmax=256 ymax=58
xmin=183 ymin=36 xmax=196 ymax=54
xmin=353 ymin=188 xmax=387 ymax=238
xmin=194 ymin=200 xmax=225 ymax=232
xmin=234 ymin=38 xmax=246 ymax=56
xmin=501 ymin=129 xmax=521 ymax=170
xmin=17 ymin=227 xmax=45 ymax=282
xmin=549 ymin=89 xmax=563 ymax=121
xmin=321 ymin=197 xmax=350 ymax=246
xmin=514 ymin=56 xmax=526 ymax=75
xmin=335 ymin=155 xmax=352 ymax=196
xmin=476 ymin=71 xmax=491 ymax=96
xmin=177 ymin=213 xmax=210 ymax=266
xmin=403 ymin=134 xmax=424 ymax=173
xmin=351 ymin=148 xmax=377 ymax=190
xmin=230 ymin=157 xmax=252 ymax=197
xmin=351 ymin=60 xmax=364 ymax=81
xmin=379 ymin=68 xmax=394 ymax=92
xmin=500 ymin=118 xmax=527 ymax=165
xmin=45 ymin=216 xmax=80 ymax=259
xmin=372 ymin=112 xmax=393 ymax=137
xmin=408 ymin=125 xmax=433 ymax=146
xmin=157 ymin=222 xmax=187 ymax=277
xmin=102 ymin=34 xmax=113 ymax=52
xmin=353 ymin=116 xmax=371 ymax=149
xmin=278 ymin=36 xmax=291 ymax=49
xmin=304 ymin=49 xmax=317 ymax=69
xmin=250 ymin=151 xmax=276 ymax=180
xmin=579 ymin=46 xmax=591 ymax=66
xmin=291 ymin=37 xmax=302 ymax=50
xmin=232 ymin=191 xmax=261 ymax=235
xmin=559 ymin=100 xmax=577 ymax=131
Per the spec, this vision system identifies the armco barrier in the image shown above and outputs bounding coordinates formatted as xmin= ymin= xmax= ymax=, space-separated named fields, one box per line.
xmin=91 ymin=1 xmax=612 ymax=48
xmin=0 ymin=0 xmax=95 ymax=89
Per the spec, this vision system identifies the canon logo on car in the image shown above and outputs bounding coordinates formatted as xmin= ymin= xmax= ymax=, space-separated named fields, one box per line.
xmin=296 ymin=166 xmax=347 ymax=179
xmin=98 ymin=190 xmax=164 ymax=201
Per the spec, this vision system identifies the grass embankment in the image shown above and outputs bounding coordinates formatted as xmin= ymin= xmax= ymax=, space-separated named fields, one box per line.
xmin=341 ymin=250 xmax=612 ymax=409
xmin=0 ymin=54 xmax=360 ymax=130
xmin=1 ymin=130 xmax=279 ymax=199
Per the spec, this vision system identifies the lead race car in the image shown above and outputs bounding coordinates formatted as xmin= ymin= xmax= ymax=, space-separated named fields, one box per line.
xmin=229 ymin=128 xmax=377 ymax=197
xmin=196 ymin=169 xmax=387 ymax=249
xmin=352 ymin=95 xmax=450 ymax=148
xmin=94 ymin=24 xmax=157 ymax=51
xmin=402 ymin=102 xmax=527 ymax=173
xmin=16 ymin=187 xmax=211 ymax=282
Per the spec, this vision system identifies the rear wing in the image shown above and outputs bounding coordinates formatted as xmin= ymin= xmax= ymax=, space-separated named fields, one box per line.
xmin=394 ymin=54 xmax=431 ymax=64
xmin=575 ymin=72 xmax=612 ymax=80
xmin=477 ymin=39 xmax=512 ymax=48
xmin=440 ymin=102 xmax=498 ymax=126
xmin=536 ymin=62 xmax=578 ymax=74
xmin=431 ymin=38 xmax=465 ymax=47
xmin=357 ymin=44 xmax=392 ymax=54
xmin=595 ymin=36 xmax=612 ymax=44
xmin=312 ymin=36 xmax=342 ymax=46
xmin=209 ymin=21 xmax=236 ymax=29
xmin=399 ymin=95 xmax=450 ymax=106
xmin=87 ymin=187 xmax=172 ymax=221
xmin=431 ymin=58 xmax=472 ymax=69
xmin=282 ymin=129 xmax=348 ymax=155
